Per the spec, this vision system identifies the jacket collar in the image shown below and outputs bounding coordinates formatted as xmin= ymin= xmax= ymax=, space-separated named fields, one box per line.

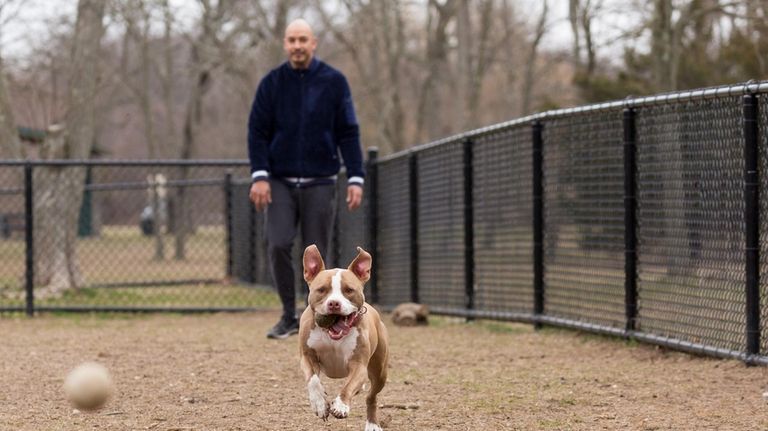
xmin=286 ymin=57 xmax=319 ymax=75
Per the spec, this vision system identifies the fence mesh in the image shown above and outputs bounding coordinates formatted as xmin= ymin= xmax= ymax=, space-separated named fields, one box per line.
xmin=542 ymin=110 xmax=627 ymax=327
xmin=417 ymin=140 xmax=466 ymax=311
xmin=0 ymin=163 xmax=280 ymax=311
xmin=0 ymin=166 xmax=24 ymax=309
xmin=758 ymin=94 xmax=768 ymax=356
xmin=333 ymin=172 xmax=370 ymax=267
xmin=636 ymin=97 xmax=746 ymax=352
xmin=6 ymin=83 xmax=768 ymax=362
xmin=231 ymin=180 xmax=270 ymax=285
xmin=332 ymin=173 xmax=372 ymax=299
xmin=375 ymin=158 xmax=412 ymax=306
xmin=473 ymin=126 xmax=534 ymax=315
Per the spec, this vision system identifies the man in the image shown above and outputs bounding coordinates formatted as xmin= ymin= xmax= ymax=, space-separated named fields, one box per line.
xmin=248 ymin=19 xmax=365 ymax=339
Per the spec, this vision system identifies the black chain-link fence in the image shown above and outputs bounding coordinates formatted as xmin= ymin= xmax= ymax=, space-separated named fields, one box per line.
xmin=372 ymin=81 xmax=768 ymax=364
xmin=4 ymin=82 xmax=768 ymax=364
xmin=635 ymin=97 xmax=746 ymax=353
xmin=0 ymin=162 xmax=276 ymax=312
xmin=542 ymin=110 xmax=626 ymax=328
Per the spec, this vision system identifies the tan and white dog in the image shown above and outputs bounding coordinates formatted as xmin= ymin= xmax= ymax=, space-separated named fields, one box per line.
xmin=299 ymin=245 xmax=389 ymax=431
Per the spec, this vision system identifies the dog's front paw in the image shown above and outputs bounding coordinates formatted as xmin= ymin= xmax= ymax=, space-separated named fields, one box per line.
xmin=365 ymin=421 xmax=383 ymax=431
xmin=307 ymin=375 xmax=329 ymax=420
xmin=330 ymin=396 xmax=350 ymax=419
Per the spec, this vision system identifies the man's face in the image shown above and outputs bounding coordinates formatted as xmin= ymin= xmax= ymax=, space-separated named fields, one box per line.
xmin=284 ymin=25 xmax=316 ymax=69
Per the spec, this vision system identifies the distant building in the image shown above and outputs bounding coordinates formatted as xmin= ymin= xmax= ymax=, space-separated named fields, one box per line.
xmin=17 ymin=126 xmax=45 ymax=159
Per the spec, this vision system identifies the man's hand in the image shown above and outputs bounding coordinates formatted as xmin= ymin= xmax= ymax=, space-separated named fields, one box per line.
xmin=250 ymin=181 xmax=272 ymax=211
xmin=346 ymin=185 xmax=363 ymax=211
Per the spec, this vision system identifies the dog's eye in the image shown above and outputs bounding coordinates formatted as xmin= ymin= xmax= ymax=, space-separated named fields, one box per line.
xmin=317 ymin=287 xmax=327 ymax=294
xmin=343 ymin=287 xmax=355 ymax=294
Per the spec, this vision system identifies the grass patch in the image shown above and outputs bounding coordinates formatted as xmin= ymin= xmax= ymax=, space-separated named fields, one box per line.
xmin=425 ymin=316 xmax=531 ymax=335
xmin=0 ymin=225 xmax=227 ymax=290
xmin=0 ymin=226 xmax=278 ymax=310
xmin=477 ymin=320 xmax=531 ymax=335
xmin=35 ymin=283 xmax=280 ymax=309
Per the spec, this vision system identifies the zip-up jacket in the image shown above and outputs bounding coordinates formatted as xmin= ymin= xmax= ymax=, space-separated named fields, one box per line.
xmin=247 ymin=58 xmax=364 ymax=186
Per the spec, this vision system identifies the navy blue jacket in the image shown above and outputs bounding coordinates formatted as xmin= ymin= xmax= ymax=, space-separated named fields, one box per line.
xmin=247 ymin=58 xmax=364 ymax=184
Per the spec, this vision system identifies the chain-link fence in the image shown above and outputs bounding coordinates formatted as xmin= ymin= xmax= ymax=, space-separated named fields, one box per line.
xmin=372 ymin=81 xmax=768 ymax=364
xmin=4 ymin=82 xmax=768 ymax=364
xmin=0 ymin=161 xmax=272 ymax=312
xmin=0 ymin=161 xmax=371 ymax=313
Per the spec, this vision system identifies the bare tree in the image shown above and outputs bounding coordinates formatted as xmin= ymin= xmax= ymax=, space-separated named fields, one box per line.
xmin=497 ymin=0 xmax=520 ymax=117
xmin=252 ymin=0 xmax=299 ymax=66
xmin=174 ymin=0 xmax=266 ymax=259
xmin=0 ymin=0 xmax=24 ymax=159
xmin=314 ymin=0 xmax=408 ymax=154
xmin=34 ymin=0 xmax=106 ymax=294
xmin=569 ymin=0 xmax=600 ymax=77
xmin=155 ymin=0 xmax=179 ymax=159
xmin=520 ymin=0 xmax=548 ymax=115
xmin=110 ymin=0 xmax=169 ymax=259
xmin=649 ymin=0 xmax=728 ymax=91
xmin=455 ymin=0 xmax=497 ymax=129
xmin=416 ymin=0 xmax=455 ymax=142
xmin=0 ymin=62 xmax=22 ymax=159
xmin=115 ymin=0 xmax=159 ymax=158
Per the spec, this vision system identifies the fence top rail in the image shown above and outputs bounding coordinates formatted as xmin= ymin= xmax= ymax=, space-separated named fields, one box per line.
xmin=0 ymin=159 xmax=250 ymax=167
xmin=378 ymin=79 xmax=768 ymax=163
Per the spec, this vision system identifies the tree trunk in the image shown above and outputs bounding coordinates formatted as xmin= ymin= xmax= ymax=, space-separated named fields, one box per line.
xmin=380 ymin=0 xmax=406 ymax=152
xmin=160 ymin=0 xmax=177 ymax=158
xmin=521 ymin=0 xmax=548 ymax=115
xmin=651 ymin=0 xmax=673 ymax=91
xmin=500 ymin=0 xmax=518 ymax=116
xmin=455 ymin=0 xmax=471 ymax=129
xmin=33 ymin=130 xmax=86 ymax=294
xmin=35 ymin=0 xmax=105 ymax=294
xmin=569 ymin=0 xmax=582 ymax=66
xmin=465 ymin=0 xmax=494 ymax=128
xmin=415 ymin=0 xmax=452 ymax=142
xmin=175 ymin=51 xmax=211 ymax=260
xmin=0 ymin=57 xmax=22 ymax=159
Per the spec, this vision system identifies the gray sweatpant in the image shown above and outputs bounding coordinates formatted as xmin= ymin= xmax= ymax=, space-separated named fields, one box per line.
xmin=265 ymin=179 xmax=336 ymax=323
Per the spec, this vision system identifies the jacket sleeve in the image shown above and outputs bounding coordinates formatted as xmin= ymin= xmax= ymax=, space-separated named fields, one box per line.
xmin=247 ymin=76 xmax=274 ymax=182
xmin=334 ymin=75 xmax=365 ymax=185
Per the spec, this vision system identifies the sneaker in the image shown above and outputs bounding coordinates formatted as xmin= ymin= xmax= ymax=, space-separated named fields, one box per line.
xmin=267 ymin=318 xmax=300 ymax=339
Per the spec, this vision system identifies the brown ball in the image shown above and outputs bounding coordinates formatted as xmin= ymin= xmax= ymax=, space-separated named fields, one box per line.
xmin=315 ymin=313 xmax=338 ymax=328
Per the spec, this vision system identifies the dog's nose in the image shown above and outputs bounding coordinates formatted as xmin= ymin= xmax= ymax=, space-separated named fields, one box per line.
xmin=327 ymin=300 xmax=341 ymax=312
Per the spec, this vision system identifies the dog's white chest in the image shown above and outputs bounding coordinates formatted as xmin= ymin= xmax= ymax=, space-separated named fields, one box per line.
xmin=307 ymin=326 xmax=359 ymax=378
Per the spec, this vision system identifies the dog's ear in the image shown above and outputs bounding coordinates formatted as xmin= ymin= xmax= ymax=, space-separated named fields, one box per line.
xmin=303 ymin=244 xmax=325 ymax=283
xmin=347 ymin=246 xmax=371 ymax=283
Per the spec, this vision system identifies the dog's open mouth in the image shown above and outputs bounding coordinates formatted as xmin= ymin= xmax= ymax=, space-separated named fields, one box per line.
xmin=323 ymin=312 xmax=359 ymax=341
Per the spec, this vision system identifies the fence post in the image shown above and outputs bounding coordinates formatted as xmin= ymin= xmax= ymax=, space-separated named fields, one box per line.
xmin=248 ymin=188 xmax=257 ymax=283
xmin=463 ymin=138 xmax=475 ymax=318
xmin=224 ymin=172 xmax=233 ymax=279
xmin=366 ymin=148 xmax=379 ymax=304
xmin=409 ymin=152 xmax=419 ymax=304
xmin=623 ymin=108 xmax=638 ymax=333
xmin=24 ymin=163 xmax=34 ymax=317
xmin=744 ymin=92 xmax=760 ymax=359
xmin=532 ymin=121 xmax=544 ymax=328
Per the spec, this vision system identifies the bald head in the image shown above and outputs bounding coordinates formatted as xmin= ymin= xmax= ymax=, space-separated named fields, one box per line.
xmin=285 ymin=19 xmax=314 ymax=38
xmin=284 ymin=19 xmax=317 ymax=69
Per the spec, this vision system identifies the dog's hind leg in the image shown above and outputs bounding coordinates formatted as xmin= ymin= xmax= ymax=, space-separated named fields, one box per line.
xmin=365 ymin=339 xmax=388 ymax=430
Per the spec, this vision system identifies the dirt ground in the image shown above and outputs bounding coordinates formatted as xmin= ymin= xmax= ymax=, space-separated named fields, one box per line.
xmin=1 ymin=311 xmax=767 ymax=431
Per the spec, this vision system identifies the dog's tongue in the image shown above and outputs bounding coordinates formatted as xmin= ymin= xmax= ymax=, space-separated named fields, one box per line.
xmin=328 ymin=313 xmax=358 ymax=340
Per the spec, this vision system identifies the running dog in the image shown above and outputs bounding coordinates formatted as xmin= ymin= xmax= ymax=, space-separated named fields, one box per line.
xmin=299 ymin=245 xmax=389 ymax=431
